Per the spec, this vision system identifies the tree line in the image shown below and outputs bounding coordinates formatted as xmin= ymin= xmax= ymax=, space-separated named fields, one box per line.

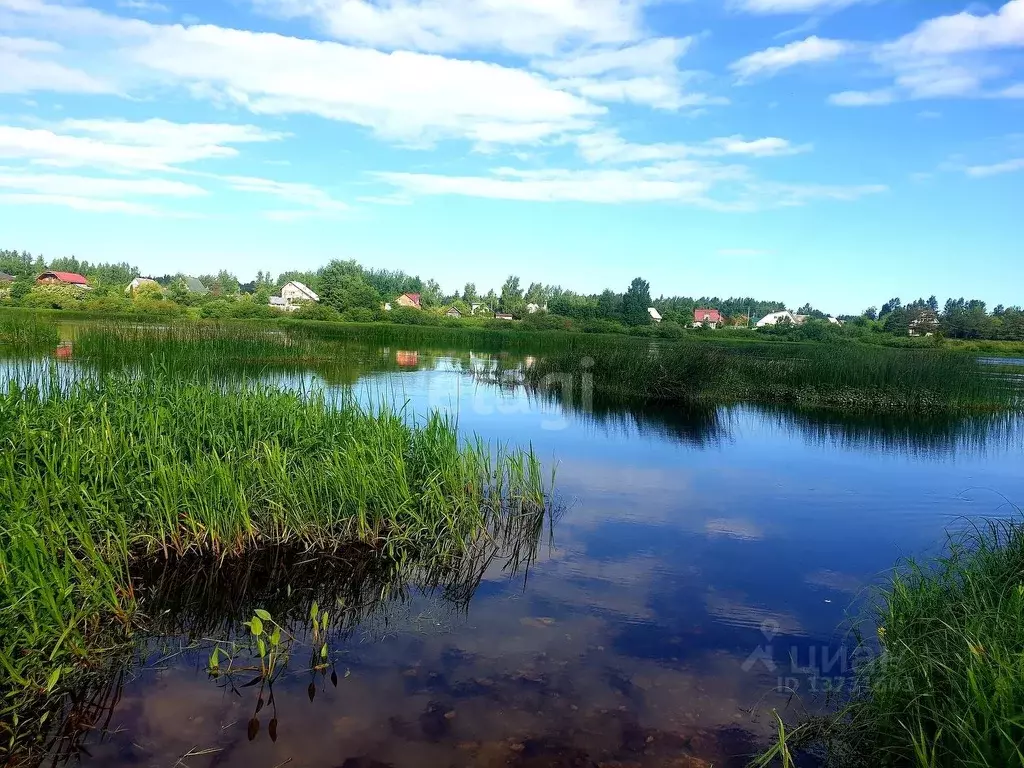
xmin=2 ymin=248 xmax=1021 ymax=341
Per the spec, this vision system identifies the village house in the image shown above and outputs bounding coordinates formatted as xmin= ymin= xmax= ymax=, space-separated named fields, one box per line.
xmin=471 ymin=303 xmax=490 ymax=315
xmin=126 ymin=277 xmax=160 ymax=294
xmin=693 ymin=309 xmax=723 ymax=329
xmin=37 ymin=271 xmax=89 ymax=287
xmin=184 ymin=277 xmax=209 ymax=295
xmin=0 ymin=272 xmax=14 ymax=283
xmin=909 ymin=310 xmax=940 ymax=337
xmin=395 ymin=292 xmax=422 ymax=309
xmin=756 ymin=310 xmax=807 ymax=327
xmin=647 ymin=307 xmax=662 ymax=323
xmin=281 ymin=281 xmax=319 ymax=304
xmin=494 ymin=313 xmax=515 ymax=321
xmin=526 ymin=303 xmax=544 ymax=314
xmin=444 ymin=306 xmax=463 ymax=318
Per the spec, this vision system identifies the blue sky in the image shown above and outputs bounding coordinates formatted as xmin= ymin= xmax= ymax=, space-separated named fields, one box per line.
xmin=0 ymin=0 xmax=1021 ymax=313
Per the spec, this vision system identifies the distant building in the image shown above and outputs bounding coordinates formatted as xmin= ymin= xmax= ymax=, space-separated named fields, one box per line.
xmin=37 ymin=271 xmax=88 ymax=287
xmin=526 ymin=303 xmax=544 ymax=314
xmin=909 ymin=310 xmax=940 ymax=337
xmin=126 ymin=277 xmax=160 ymax=294
xmin=471 ymin=303 xmax=490 ymax=315
xmin=0 ymin=272 xmax=14 ymax=283
xmin=757 ymin=310 xmax=807 ymax=327
xmin=281 ymin=281 xmax=319 ymax=304
xmin=693 ymin=309 xmax=723 ymax=328
xmin=184 ymin=277 xmax=209 ymax=295
xmin=444 ymin=306 xmax=463 ymax=318
xmin=396 ymin=292 xmax=422 ymax=309
xmin=494 ymin=313 xmax=516 ymax=321
xmin=647 ymin=307 xmax=662 ymax=323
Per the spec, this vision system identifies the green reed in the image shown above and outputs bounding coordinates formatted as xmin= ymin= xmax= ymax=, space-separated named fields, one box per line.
xmin=752 ymin=517 xmax=1024 ymax=768
xmin=516 ymin=341 xmax=1020 ymax=413
xmin=0 ymin=366 xmax=549 ymax=755
xmin=0 ymin=313 xmax=59 ymax=353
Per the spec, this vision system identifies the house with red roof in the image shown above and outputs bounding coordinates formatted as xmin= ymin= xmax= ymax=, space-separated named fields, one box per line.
xmin=693 ymin=309 xmax=723 ymax=329
xmin=37 ymin=271 xmax=89 ymax=287
xmin=395 ymin=292 xmax=422 ymax=309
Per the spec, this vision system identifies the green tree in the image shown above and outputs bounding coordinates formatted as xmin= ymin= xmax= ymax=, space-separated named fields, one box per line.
xmin=462 ymin=282 xmax=477 ymax=303
xmin=621 ymin=277 xmax=653 ymax=326
xmin=597 ymin=289 xmax=622 ymax=322
xmin=500 ymin=275 xmax=524 ymax=315
xmin=319 ymin=261 xmax=381 ymax=312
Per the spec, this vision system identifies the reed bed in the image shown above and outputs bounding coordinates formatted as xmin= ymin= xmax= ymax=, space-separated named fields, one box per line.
xmin=753 ymin=517 xmax=1024 ymax=768
xmin=0 ymin=314 xmax=59 ymax=353
xmin=515 ymin=342 xmax=1019 ymax=413
xmin=0 ymin=366 xmax=549 ymax=755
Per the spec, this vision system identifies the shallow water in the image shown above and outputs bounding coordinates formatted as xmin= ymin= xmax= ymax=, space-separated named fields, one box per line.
xmin=13 ymin=338 xmax=1024 ymax=768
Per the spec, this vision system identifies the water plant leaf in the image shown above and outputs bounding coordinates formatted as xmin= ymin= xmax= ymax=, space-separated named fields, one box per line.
xmin=307 ymin=682 xmax=316 ymax=702
xmin=247 ymin=717 xmax=259 ymax=742
xmin=257 ymin=639 xmax=266 ymax=659
xmin=254 ymin=609 xmax=272 ymax=622
xmin=270 ymin=627 xmax=281 ymax=648
xmin=310 ymin=602 xmax=319 ymax=622
xmin=321 ymin=643 xmax=328 ymax=659
xmin=241 ymin=675 xmax=264 ymax=689
xmin=331 ymin=670 xmax=338 ymax=687
xmin=268 ymin=718 xmax=278 ymax=742
xmin=255 ymin=695 xmax=264 ymax=714
xmin=249 ymin=616 xmax=264 ymax=636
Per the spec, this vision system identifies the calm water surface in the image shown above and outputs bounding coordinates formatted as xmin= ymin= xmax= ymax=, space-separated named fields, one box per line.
xmin=26 ymin=341 xmax=1024 ymax=768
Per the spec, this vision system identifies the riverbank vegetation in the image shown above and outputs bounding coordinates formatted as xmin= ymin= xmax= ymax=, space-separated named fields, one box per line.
xmin=754 ymin=516 xmax=1024 ymax=767
xmin=0 ymin=365 xmax=550 ymax=758
xmin=510 ymin=341 xmax=1021 ymax=413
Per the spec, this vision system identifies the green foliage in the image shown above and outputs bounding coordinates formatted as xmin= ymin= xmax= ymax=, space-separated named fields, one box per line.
xmin=319 ymin=261 xmax=382 ymax=313
xmin=622 ymin=277 xmax=653 ymax=327
xmin=500 ymin=275 xmax=525 ymax=316
xmin=22 ymin=284 xmax=87 ymax=310
xmin=756 ymin=518 xmax=1024 ymax=768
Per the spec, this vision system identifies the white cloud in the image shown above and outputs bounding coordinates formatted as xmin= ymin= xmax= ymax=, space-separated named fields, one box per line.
xmin=886 ymin=0 xmax=1024 ymax=57
xmin=966 ymin=158 xmax=1024 ymax=177
xmin=376 ymin=163 xmax=884 ymax=209
xmin=0 ymin=193 xmax=168 ymax=214
xmin=0 ymin=119 xmax=285 ymax=171
xmin=116 ymin=0 xmax=169 ymax=11
xmin=532 ymin=37 xmax=693 ymax=77
xmin=730 ymin=36 xmax=853 ymax=81
xmin=575 ymin=131 xmax=809 ymax=164
xmin=220 ymin=174 xmax=350 ymax=215
xmin=248 ymin=0 xmax=649 ymax=56
xmin=0 ymin=36 xmax=116 ymax=94
xmin=0 ymin=170 xmax=205 ymax=197
xmin=998 ymin=83 xmax=1024 ymax=97
xmin=828 ymin=88 xmax=896 ymax=106
xmin=732 ymin=0 xmax=867 ymax=13
xmin=555 ymin=74 xmax=724 ymax=110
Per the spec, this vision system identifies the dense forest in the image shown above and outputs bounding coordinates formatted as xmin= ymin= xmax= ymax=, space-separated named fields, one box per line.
xmin=2 ymin=248 xmax=1021 ymax=341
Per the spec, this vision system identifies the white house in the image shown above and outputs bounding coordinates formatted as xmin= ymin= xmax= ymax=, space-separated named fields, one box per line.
xmin=756 ymin=310 xmax=807 ymax=327
xmin=271 ymin=281 xmax=319 ymax=311
xmin=126 ymin=277 xmax=160 ymax=294
xmin=526 ymin=303 xmax=543 ymax=314
xmin=648 ymin=307 xmax=663 ymax=323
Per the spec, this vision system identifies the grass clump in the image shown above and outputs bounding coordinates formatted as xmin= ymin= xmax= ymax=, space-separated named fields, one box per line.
xmin=0 ymin=314 xmax=59 ymax=353
xmin=753 ymin=517 xmax=1024 ymax=767
xmin=517 ymin=341 xmax=1019 ymax=413
xmin=0 ymin=368 xmax=549 ymax=755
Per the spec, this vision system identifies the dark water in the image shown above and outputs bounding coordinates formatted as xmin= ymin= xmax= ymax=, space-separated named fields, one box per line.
xmin=24 ymin=342 xmax=1024 ymax=768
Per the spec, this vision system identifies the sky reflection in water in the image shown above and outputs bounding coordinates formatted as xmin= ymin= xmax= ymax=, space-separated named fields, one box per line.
xmin=37 ymin=346 xmax=1024 ymax=768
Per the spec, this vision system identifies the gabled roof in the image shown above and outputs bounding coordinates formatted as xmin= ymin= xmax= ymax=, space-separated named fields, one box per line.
xmin=647 ymin=307 xmax=662 ymax=321
xmin=401 ymin=292 xmax=422 ymax=306
xmin=184 ymin=277 xmax=209 ymax=293
xmin=40 ymin=271 xmax=88 ymax=285
xmin=0 ymin=272 xmax=15 ymax=281
xmin=284 ymin=281 xmax=320 ymax=302
xmin=694 ymin=308 xmax=722 ymax=322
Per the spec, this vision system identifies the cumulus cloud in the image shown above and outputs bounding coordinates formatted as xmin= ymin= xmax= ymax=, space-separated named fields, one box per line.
xmin=885 ymin=0 xmax=1024 ymax=57
xmin=575 ymin=132 xmax=810 ymax=163
xmin=730 ymin=36 xmax=853 ymax=81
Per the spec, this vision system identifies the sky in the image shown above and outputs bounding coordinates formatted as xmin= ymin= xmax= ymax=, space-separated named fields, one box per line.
xmin=0 ymin=0 xmax=1022 ymax=313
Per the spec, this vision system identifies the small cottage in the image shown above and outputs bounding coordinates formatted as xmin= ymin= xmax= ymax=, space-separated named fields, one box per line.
xmin=494 ymin=313 xmax=515 ymax=321
xmin=37 ymin=271 xmax=88 ymax=287
xmin=444 ymin=306 xmax=463 ymax=318
xmin=396 ymin=292 xmax=422 ymax=309
xmin=693 ymin=309 xmax=723 ymax=329
xmin=647 ymin=307 xmax=662 ymax=323
xmin=281 ymin=281 xmax=319 ymax=304
xmin=126 ymin=277 xmax=160 ymax=294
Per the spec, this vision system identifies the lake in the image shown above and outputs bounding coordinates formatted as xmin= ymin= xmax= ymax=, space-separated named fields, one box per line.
xmin=15 ymin=334 xmax=1024 ymax=768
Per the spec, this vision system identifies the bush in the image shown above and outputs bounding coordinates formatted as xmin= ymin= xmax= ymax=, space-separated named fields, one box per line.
xmin=342 ymin=307 xmax=378 ymax=323
xmin=21 ymin=284 xmax=87 ymax=310
xmin=291 ymin=303 xmax=343 ymax=322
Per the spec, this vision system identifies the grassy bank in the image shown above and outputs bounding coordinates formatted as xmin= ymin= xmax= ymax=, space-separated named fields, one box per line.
xmin=0 ymin=367 xmax=549 ymax=756
xmin=755 ymin=517 xmax=1024 ymax=767
xmin=0 ymin=313 xmax=59 ymax=353
xmin=515 ymin=341 xmax=1020 ymax=413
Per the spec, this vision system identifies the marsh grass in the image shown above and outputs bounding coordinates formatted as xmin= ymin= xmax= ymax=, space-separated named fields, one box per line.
xmin=0 ymin=314 xmax=59 ymax=353
xmin=752 ymin=517 xmax=1024 ymax=768
xmin=517 ymin=342 xmax=1019 ymax=413
xmin=0 ymin=366 xmax=550 ymax=758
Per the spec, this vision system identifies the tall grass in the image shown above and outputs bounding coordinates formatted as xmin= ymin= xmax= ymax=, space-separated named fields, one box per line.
xmin=0 ymin=313 xmax=59 ymax=353
xmin=0 ymin=366 xmax=550 ymax=757
xmin=753 ymin=517 xmax=1024 ymax=767
xmin=516 ymin=341 xmax=1020 ymax=413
